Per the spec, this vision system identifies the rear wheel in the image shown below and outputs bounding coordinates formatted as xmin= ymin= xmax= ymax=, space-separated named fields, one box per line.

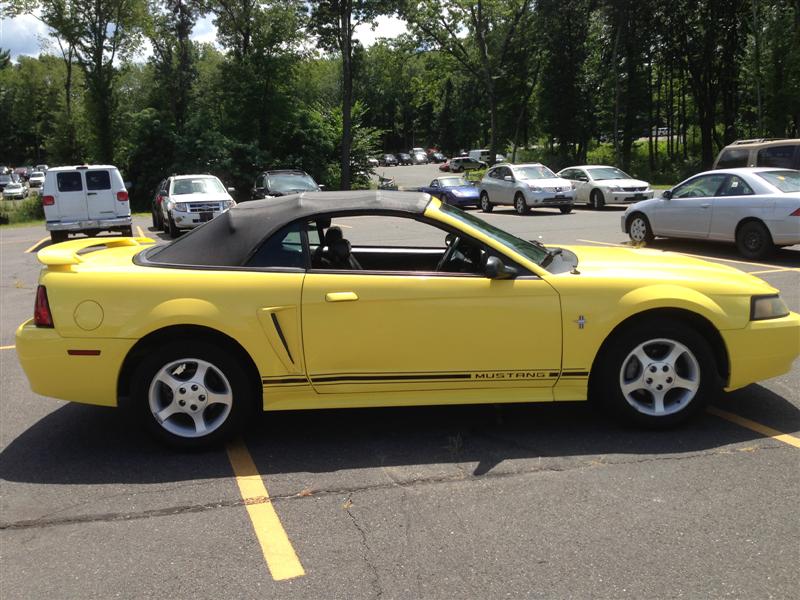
xmin=736 ymin=220 xmax=774 ymax=260
xmin=132 ymin=340 xmax=251 ymax=448
xmin=121 ymin=226 xmax=133 ymax=237
xmin=50 ymin=231 xmax=68 ymax=244
xmin=590 ymin=189 xmax=605 ymax=210
xmin=595 ymin=319 xmax=719 ymax=427
xmin=480 ymin=192 xmax=494 ymax=213
xmin=514 ymin=193 xmax=529 ymax=215
xmin=628 ymin=213 xmax=654 ymax=243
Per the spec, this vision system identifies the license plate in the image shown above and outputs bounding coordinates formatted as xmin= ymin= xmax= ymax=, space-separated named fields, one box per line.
xmin=555 ymin=194 xmax=565 ymax=199
xmin=199 ymin=212 xmax=213 ymax=222
xmin=634 ymin=194 xmax=644 ymax=199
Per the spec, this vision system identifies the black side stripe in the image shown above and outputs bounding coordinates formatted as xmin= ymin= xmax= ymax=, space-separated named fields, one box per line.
xmin=312 ymin=373 xmax=472 ymax=383
xmin=262 ymin=377 xmax=308 ymax=385
xmin=561 ymin=371 xmax=590 ymax=377
xmin=270 ymin=313 xmax=294 ymax=364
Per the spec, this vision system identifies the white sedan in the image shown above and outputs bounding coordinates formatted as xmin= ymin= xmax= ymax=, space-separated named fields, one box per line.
xmin=557 ymin=165 xmax=654 ymax=209
xmin=621 ymin=168 xmax=800 ymax=259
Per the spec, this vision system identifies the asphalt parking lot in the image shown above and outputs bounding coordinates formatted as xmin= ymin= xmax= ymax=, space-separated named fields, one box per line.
xmin=1 ymin=165 xmax=799 ymax=598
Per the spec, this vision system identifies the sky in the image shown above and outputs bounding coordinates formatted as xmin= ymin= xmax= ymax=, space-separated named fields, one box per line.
xmin=0 ymin=13 xmax=408 ymax=61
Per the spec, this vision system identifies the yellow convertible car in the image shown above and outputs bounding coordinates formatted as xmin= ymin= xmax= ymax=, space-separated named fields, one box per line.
xmin=16 ymin=191 xmax=800 ymax=447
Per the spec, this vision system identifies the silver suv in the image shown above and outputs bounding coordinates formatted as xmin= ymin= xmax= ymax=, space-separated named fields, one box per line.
xmin=479 ymin=163 xmax=574 ymax=214
xmin=158 ymin=174 xmax=236 ymax=238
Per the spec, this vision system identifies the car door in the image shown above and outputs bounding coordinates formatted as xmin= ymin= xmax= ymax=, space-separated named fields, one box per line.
xmin=707 ymin=175 xmax=763 ymax=242
xmin=572 ymin=169 xmax=593 ymax=203
xmin=655 ymin=173 xmax=727 ymax=238
xmin=300 ymin=215 xmax=563 ymax=397
xmin=53 ymin=171 xmax=89 ymax=221
xmin=84 ymin=169 xmax=118 ymax=220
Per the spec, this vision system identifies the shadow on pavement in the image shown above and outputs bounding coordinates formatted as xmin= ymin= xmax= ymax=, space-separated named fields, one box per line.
xmin=1 ymin=384 xmax=796 ymax=486
xmin=644 ymin=239 xmax=800 ymax=267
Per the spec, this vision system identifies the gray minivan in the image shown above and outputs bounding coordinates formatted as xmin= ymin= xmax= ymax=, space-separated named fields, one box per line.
xmin=713 ymin=138 xmax=800 ymax=170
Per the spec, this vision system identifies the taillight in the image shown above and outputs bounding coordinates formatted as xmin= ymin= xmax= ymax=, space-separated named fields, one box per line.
xmin=34 ymin=285 xmax=54 ymax=328
xmin=117 ymin=190 xmax=129 ymax=202
xmin=42 ymin=195 xmax=55 ymax=206
xmin=790 ymin=207 xmax=800 ymax=216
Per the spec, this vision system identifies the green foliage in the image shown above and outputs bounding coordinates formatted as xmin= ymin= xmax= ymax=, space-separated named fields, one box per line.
xmin=0 ymin=197 xmax=45 ymax=224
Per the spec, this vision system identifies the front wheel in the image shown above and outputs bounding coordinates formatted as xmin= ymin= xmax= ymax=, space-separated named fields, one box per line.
xmin=168 ymin=214 xmax=180 ymax=238
xmin=131 ymin=341 xmax=252 ymax=448
xmin=480 ymin=192 xmax=494 ymax=213
xmin=514 ymin=193 xmax=529 ymax=215
xmin=590 ymin=189 xmax=605 ymax=210
xmin=628 ymin=213 xmax=654 ymax=243
xmin=559 ymin=205 xmax=573 ymax=214
xmin=595 ymin=320 xmax=719 ymax=427
xmin=736 ymin=220 xmax=774 ymax=260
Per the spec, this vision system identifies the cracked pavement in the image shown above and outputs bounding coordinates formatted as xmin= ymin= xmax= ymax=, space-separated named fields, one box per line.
xmin=1 ymin=200 xmax=798 ymax=598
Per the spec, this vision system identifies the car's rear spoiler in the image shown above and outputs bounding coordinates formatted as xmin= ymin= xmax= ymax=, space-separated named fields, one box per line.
xmin=37 ymin=237 xmax=155 ymax=267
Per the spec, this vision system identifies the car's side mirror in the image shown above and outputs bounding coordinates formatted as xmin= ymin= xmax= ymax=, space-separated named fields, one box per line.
xmin=503 ymin=175 xmax=513 ymax=182
xmin=661 ymin=189 xmax=672 ymax=199
xmin=484 ymin=255 xmax=517 ymax=280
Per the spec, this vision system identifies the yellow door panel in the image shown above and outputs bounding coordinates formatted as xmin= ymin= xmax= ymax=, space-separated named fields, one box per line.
xmin=301 ymin=272 xmax=562 ymax=396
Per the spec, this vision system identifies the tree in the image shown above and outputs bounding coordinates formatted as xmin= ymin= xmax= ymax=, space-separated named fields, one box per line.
xmin=309 ymin=0 xmax=396 ymax=189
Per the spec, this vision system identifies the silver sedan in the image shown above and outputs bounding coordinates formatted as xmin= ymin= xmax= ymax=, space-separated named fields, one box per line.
xmin=557 ymin=165 xmax=653 ymax=209
xmin=621 ymin=167 xmax=800 ymax=259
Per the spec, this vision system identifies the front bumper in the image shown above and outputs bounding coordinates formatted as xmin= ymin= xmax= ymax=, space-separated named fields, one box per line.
xmin=46 ymin=216 xmax=132 ymax=232
xmin=722 ymin=311 xmax=800 ymax=391
xmin=172 ymin=208 xmax=224 ymax=229
xmin=525 ymin=189 xmax=575 ymax=206
xmin=608 ymin=190 xmax=654 ymax=203
xmin=15 ymin=319 xmax=133 ymax=406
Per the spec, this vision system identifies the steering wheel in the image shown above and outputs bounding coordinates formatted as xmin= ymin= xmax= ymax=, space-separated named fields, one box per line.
xmin=435 ymin=234 xmax=460 ymax=272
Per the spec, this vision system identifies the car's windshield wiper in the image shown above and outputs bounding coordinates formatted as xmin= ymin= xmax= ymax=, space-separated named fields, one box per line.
xmin=540 ymin=247 xmax=563 ymax=268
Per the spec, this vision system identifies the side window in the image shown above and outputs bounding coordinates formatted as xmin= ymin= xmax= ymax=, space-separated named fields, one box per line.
xmin=430 ymin=180 xmax=439 ymax=188
xmin=246 ymin=221 xmax=310 ymax=269
xmin=488 ymin=168 xmax=499 ymax=179
xmin=672 ymin=174 xmax=727 ymax=199
xmin=718 ymin=176 xmax=754 ymax=197
xmin=561 ymin=169 xmax=574 ymax=179
xmin=57 ymin=172 xmax=83 ymax=192
xmin=86 ymin=170 xmax=111 ymax=191
xmin=715 ymin=148 xmax=749 ymax=168
xmin=756 ymin=145 xmax=797 ymax=169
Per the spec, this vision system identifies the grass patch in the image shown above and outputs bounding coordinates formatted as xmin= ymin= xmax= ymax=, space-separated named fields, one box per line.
xmin=0 ymin=197 xmax=45 ymax=226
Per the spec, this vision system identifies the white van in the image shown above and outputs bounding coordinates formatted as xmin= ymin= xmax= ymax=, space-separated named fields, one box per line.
xmin=468 ymin=149 xmax=506 ymax=164
xmin=42 ymin=165 xmax=133 ymax=243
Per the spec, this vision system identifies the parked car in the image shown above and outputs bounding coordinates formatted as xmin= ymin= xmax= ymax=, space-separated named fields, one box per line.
xmin=16 ymin=190 xmax=800 ymax=447
xmin=28 ymin=171 xmax=46 ymax=188
xmin=380 ymin=154 xmax=398 ymax=167
xmin=409 ymin=147 xmax=426 ymax=155
xmin=13 ymin=167 xmax=30 ymax=181
xmin=411 ymin=151 xmax=429 ymax=165
xmin=159 ymin=174 xmax=236 ymax=238
xmin=0 ymin=174 xmax=14 ymax=192
xmin=622 ymin=167 xmax=800 ymax=259
xmin=0 ymin=166 xmax=9 ymax=175
xmin=2 ymin=180 xmax=28 ymax=200
xmin=448 ymin=157 xmax=486 ymax=173
xmin=41 ymin=164 xmax=132 ymax=243
xmin=251 ymin=169 xmax=320 ymax=200
xmin=439 ymin=160 xmax=452 ymax=172
xmin=428 ymin=151 xmax=446 ymax=163
xmin=418 ymin=175 xmax=480 ymax=208
xmin=151 ymin=178 xmax=169 ymax=230
xmin=468 ymin=149 xmax=506 ymax=164
xmin=479 ymin=163 xmax=574 ymax=214
xmin=397 ymin=153 xmax=413 ymax=166
xmin=35 ymin=164 xmax=49 ymax=172
xmin=367 ymin=157 xmax=379 ymax=168
xmin=713 ymin=138 xmax=800 ymax=170
xmin=557 ymin=165 xmax=654 ymax=209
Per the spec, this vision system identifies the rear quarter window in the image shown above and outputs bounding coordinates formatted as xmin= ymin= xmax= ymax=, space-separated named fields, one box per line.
xmin=715 ymin=148 xmax=749 ymax=168
xmin=57 ymin=172 xmax=83 ymax=192
xmin=756 ymin=145 xmax=797 ymax=169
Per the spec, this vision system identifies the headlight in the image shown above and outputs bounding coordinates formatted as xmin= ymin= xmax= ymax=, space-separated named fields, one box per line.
xmin=607 ymin=184 xmax=622 ymax=191
xmin=528 ymin=185 xmax=542 ymax=192
xmin=451 ymin=189 xmax=464 ymax=197
xmin=750 ymin=294 xmax=790 ymax=320
xmin=225 ymin=199 xmax=236 ymax=208
xmin=174 ymin=202 xmax=188 ymax=212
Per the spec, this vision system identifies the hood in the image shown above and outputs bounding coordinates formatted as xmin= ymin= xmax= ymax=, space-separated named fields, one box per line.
xmin=522 ymin=177 xmax=571 ymax=188
xmin=595 ymin=178 xmax=648 ymax=188
xmin=559 ymin=244 xmax=775 ymax=293
xmin=446 ymin=185 xmax=480 ymax=196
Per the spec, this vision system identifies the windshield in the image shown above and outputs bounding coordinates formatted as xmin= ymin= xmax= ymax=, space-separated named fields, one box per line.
xmin=172 ymin=177 xmax=227 ymax=195
xmin=587 ymin=166 xmax=630 ymax=180
xmin=31 ymin=172 xmax=44 ymax=177
xmin=268 ymin=173 xmax=317 ymax=194
xmin=512 ymin=165 xmax=557 ymax=180
xmin=756 ymin=170 xmax=800 ymax=192
xmin=437 ymin=202 xmax=548 ymax=265
xmin=438 ymin=177 xmax=470 ymax=187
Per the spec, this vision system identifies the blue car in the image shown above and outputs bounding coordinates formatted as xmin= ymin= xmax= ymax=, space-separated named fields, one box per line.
xmin=418 ymin=175 xmax=480 ymax=208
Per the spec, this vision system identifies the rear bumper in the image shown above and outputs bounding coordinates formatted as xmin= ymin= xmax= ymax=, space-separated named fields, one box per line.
xmin=722 ymin=311 xmax=800 ymax=391
xmin=46 ymin=216 xmax=132 ymax=232
xmin=15 ymin=320 xmax=133 ymax=407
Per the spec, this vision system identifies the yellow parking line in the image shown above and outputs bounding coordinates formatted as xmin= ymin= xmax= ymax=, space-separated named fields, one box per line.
xmin=708 ymin=407 xmax=800 ymax=449
xmin=576 ymin=239 xmax=798 ymax=271
xmin=226 ymin=439 xmax=305 ymax=581
xmin=136 ymin=225 xmax=145 ymax=237
xmin=24 ymin=236 xmax=50 ymax=253
xmin=748 ymin=268 xmax=798 ymax=275
xmin=0 ymin=345 xmax=15 ymax=351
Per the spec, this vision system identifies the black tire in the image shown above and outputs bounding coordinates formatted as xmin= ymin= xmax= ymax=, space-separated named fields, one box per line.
xmin=590 ymin=189 xmax=605 ymax=210
xmin=50 ymin=231 xmax=68 ymax=244
xmin=559 ymin=205 xmax=573 ymax=214
xmin=627 ymin=213 xmax=654 ymax=243
xmin=736 ymin=220 xmax=774 ymax=260
xmin=480 ymin=192 xmax=494 ymax=213
xmin=514 ymin=193 xmax=529 ymax=215
xmin=594 ymin=319 xmax=719 ymax=428
xmin=168 ymin=214 xmax=180 ymax=239
xmin=121 ymin=226 xmax=133 ymax=237
xmin=151 ymin=209 xmax=158 ymax=229
xmin=131 ymin=340 xmax=253 ymax=448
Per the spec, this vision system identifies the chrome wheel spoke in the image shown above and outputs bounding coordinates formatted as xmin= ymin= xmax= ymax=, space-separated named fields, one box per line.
xmin=156 ymin=402 xmax=182 ymax=423
xmin=192 ymin=362 xmax=210 ymax=385
xmin=652 ymin=389 xmax=667 ymax=415
xmin=190 ymin=410 xmax=208 ymax=435
xmin=206 ymin=390 xmax=232 ymax=407
xmin=673 ymin=375 xmax=699 ymax=393
xmin=631 ymin=346 xmax=651 ymax=368
xmin=621 ymin=377 xmax=645 ymax=397
xmin=663 ymin=344 xmax=684 ymax=367
xmin=155 ymin=371 xmax=183 ymax=392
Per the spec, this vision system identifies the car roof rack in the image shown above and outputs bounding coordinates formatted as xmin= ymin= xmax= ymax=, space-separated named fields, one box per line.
xmin=729 ymin=138 xmax=782 ymax=145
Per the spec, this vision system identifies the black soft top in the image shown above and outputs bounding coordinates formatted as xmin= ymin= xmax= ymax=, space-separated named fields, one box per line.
xmin=143 ymin=190 xmax=431 ymax=267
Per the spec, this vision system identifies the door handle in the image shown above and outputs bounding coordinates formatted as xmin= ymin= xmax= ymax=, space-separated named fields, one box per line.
xmin=325 ymin=292 xmax=359 ymax=302
xmin=87 ymin=192 xmax=97 ymax=196
xmin=700 ymin=203 xmax=711 ymax=208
